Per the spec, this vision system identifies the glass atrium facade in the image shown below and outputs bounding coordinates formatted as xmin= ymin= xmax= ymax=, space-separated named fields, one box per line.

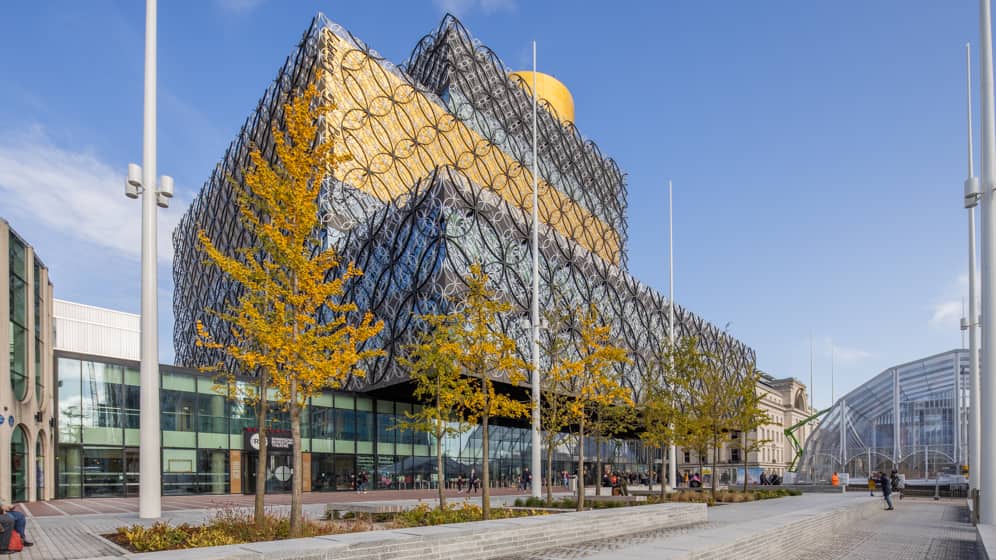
xmin=55 ymin=352 xmax=650 ymax=498
xmin=797 ymin=349 xmax=969 ymax=483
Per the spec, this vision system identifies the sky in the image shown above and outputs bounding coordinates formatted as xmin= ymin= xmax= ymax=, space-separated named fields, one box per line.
xmin=0 ymin=0 xmax=983 ymax=411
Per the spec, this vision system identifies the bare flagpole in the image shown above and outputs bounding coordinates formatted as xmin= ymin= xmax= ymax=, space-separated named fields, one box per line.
xmin=668 ymin=180 xmax=677 ymax=492
xmin=530 ymin=40 xmax=542 ymax=499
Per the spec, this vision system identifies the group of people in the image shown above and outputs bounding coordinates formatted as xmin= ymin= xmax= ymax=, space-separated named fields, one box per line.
xmin=759 ymin=471 xmax=783 ymax=485
xmin=868 ymin=469 xmax=903 ymax=511
xmin=0 ymin=500 xmax=32 ymax=552
xmin=517 ymin=468 xmax=533 ymax=492
xmin=682 ymin=471 xmax=704 ymax=488
xmin=456 ymin=468 xmax=481 ymax=493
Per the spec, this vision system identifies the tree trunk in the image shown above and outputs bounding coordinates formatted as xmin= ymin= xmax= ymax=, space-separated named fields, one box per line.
xmin=435 ymin=374 xmax=446 ymax=509
xmin=255 ymin=377 xmax=268 ymax=528
xmin=710 ymin=434 xmax=718 ymax=499
xmin=289 ymin=383 xmax=303 ymax=537
xmin=481 ymin=410 xmax=491 ymax=520
xmin=436 ymin=422 xmax=446 ymax=509
xmin=743 ymin=434 xmax=749 ymax=492
xmin=594 ymin=430 xmax=602 ymax=497
xmin=576 ymin=416 xmax=585 ymax=511
xmin=659 ymin=444 xmax=666 ymax=500
xmin=545 ymin=437 xmax=554 ymax=504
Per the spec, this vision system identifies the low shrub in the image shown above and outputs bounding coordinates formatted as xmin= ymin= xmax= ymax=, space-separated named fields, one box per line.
xmin=110 ymin=507 xmax=369 ymax=552
xmin=394 ymin=502 xmax=549 ymax=527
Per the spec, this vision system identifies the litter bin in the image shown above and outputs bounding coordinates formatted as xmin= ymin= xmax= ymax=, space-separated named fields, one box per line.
xmin=570 ymin=475 xmax=578 ymax=493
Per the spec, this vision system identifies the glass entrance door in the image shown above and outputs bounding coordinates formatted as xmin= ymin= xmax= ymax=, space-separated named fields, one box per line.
xmin=124 ymin=449 xmax=140 ymax=497
xmin=244 ymin=453 xmax=293 ymax=494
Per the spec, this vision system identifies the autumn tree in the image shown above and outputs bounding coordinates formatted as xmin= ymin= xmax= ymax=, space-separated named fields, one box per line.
xmin=558 ymin=304 xmax=631 ymax=511
xmin=196 ymin=84 xmax=384 ymax=535
xmin=683 ymin=341 xmax=736 ymax=499
xmin=396 ymin=313 xmax=472 ymax=508
xmin=453 ymin=262 xmax=530 ymax=520
xmin=538 ymin=302 xmax=576 ymax=504
xmin=638 ymin=336 xmax=704 ymax=499
xmin=590 ymin=398 xmax=636 ymax=496
xmin=729 ymin=357 xmax=770 ymax=491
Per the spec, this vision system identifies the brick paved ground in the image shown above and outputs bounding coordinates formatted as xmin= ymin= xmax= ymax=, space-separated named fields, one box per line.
xmin=21 ymin=485 xmax=536 ymax=517
xmin=8 ymin=489 xmax=558 ymax=560
xmin=8 ymin=493 xmax=977 ymax=560
xmin=784 ymin=498 xmax=979 ymax=560
xmin=501 ymin=497 xmax=978 ymax=560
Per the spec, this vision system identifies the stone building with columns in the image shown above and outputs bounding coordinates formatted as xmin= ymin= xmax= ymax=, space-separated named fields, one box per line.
xmin=0 ymin=219 xmax=55 ymax=503
xmin=676 ymin=374 xmax=815 ymax=486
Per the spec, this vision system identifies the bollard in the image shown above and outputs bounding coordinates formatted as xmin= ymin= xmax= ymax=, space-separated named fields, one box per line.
xmin=934 ymin=473 xmax=940 ymax=501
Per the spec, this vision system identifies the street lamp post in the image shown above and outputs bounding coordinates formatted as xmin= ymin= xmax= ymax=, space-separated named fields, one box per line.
xmin=963 ymin=42 xmax=982 ymax=495
xmin=530 ymin=41 xmax=542 ymax=499
xmin=979 ymin=0 xmax=996 ymax=525
xmin=125 ymin=0 xmax=172 ymax=520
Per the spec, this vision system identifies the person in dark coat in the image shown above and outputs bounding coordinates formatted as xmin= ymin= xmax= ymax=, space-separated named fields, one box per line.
xmin=878 ymin=471 xmax=894 ymax=510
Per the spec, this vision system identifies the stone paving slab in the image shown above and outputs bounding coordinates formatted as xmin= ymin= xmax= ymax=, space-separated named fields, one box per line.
xmin=500 ymin=496 xmax=978 ymax=560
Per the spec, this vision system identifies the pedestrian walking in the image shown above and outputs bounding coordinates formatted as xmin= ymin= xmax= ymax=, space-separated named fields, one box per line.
xmin=891 ymin=470 xmax=903 ymax=501
xmin=878 ymin=471 xmax=894 ymax=510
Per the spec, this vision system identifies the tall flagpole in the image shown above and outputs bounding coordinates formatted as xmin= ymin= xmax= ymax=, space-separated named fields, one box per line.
xmin=965 ymin=42 xmax=982 ymax=494
xmin=139 ymin=0 xmax=162 ymax=519
xmin=668 ymin=180 xmax=677 ymax=493
xmin=831 ymin=342 xmax=835 ymax=404
xmin=530 ymin=41 xmax=542 ymax=499
xmin=978 ymin=0 xmax=996 ymax=524
xmin=809 ymin=332 xmax=814 ymax=411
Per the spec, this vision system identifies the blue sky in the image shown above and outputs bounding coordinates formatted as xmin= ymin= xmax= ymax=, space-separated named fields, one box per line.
xmin=0 ymin=1 xmax=981 ymax=410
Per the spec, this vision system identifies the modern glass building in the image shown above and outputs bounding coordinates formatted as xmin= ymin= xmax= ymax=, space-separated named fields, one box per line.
xmin=797 ymin=349 xmax=969 ymax=483
xmin=55 ymin=350 xmax=656 ymax=498
xmin=0 ymin=219 xmax=55 ymax=504
xmin=164 ymin=14 xmax=754 ymax=495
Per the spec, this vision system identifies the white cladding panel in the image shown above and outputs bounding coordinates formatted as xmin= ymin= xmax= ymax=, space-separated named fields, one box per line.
xmin=54 ymin=299 xmax=140 ymax=361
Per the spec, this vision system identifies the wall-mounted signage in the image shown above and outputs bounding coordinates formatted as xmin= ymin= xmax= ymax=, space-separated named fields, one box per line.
xmin=243 ymin=428 xmax=293 ymax=454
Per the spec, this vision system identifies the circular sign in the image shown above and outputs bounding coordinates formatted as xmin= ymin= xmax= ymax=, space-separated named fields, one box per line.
xmin=274 ymin=466 xmax=292 ymax=482
xmin=249 ymin=433 xmax=261 ymax=451
xmin=7 ymin=416 xmax=13 ymax=426
xmin=0 ymin=416 xmax=5 ymax=425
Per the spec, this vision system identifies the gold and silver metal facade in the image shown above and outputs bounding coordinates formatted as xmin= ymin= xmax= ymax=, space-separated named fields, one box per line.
xmin=172 ymin=14 xmax=754 ymax=394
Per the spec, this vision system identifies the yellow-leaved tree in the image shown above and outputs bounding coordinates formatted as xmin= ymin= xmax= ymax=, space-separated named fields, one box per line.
xmin=539 ymin=301 xmax=576 ymax=504
xmin=196 ymin=84 xmax=384 ymax=535
xmin=554 ymin=304 xmax=631 ymax=511
xmin=638 ymin=335 xmax=705 ymax=498
xmin=729 ymin=356 xmax=770 ymax=491
xmin=455 ymin=262 xmax=529 ymax=520
xmin=397 ymin=313 xmax=472 ymax=509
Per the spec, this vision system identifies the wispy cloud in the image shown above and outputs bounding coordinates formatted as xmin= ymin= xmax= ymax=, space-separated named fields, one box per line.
xmin=434 ymin=0 xmax=516 ymax=16
xmin=929 ymin=300 xmax=962 ymax=327
xmin=216 ymin=0 xmax=264 ymax=15
xmin=820 ymin=336 xmax=873 ymax=365
xmin=929 ymin=273 xmax=971 ymax=330
xmin=0 ymin=127 xmax=187 ymax=263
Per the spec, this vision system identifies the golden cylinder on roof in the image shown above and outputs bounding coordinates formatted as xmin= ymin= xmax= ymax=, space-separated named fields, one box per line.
xmin=509 ymin=71 xmax=575 ymax=124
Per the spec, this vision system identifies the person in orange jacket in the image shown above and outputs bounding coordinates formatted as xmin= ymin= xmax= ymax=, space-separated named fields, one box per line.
xmin=831 ymin=472 xmax=840 ymax=486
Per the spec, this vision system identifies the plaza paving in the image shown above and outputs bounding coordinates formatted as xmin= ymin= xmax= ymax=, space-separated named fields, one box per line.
xmin=3 ymin=490 xmax=981 ymax=559
xmin=500 ymin=495 xmax=978 ymax=560
xmin=8 ymin=487 xmax=551 ymax=560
